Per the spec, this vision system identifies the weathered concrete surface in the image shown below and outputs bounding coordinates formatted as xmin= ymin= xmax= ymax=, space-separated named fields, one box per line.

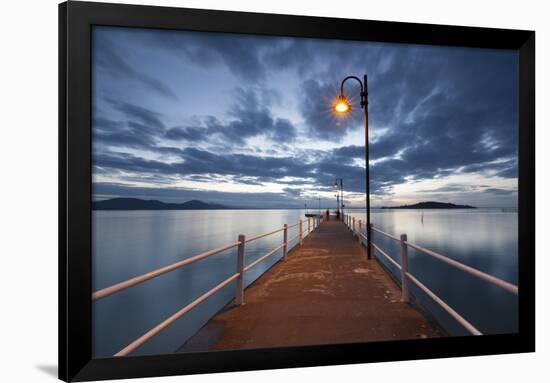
xmin=181 ymin=219 xmax=443 ymax=352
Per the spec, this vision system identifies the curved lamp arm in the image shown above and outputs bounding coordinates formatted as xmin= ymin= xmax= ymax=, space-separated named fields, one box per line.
xmin=340 ymin=75 xmax=367 ymax=108
xmin=340 ymin=75 xmax=363 ymax=94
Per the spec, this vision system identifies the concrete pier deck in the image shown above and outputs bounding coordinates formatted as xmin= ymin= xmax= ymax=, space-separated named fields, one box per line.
xmin=180 ymin=219 xmax=443 ymax=352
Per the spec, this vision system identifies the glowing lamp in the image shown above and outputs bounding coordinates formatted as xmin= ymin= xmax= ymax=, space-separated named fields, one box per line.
xmin=333 ymin=95 xmax=351 ymax=114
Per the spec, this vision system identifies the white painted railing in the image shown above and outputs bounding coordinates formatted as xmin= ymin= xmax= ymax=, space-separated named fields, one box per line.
xmin=343 ymin=214 xmax=518 ymax=336
xmin=93 ymin=215 xmax=322 ymax=356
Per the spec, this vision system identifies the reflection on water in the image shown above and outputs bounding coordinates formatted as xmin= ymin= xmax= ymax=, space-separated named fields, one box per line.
xmin=92 ymin=209 xmax=310 ymax=357
xmin=93 ymin=208 xmax=517 ymax=357
xmin=348 ymin=208 xmax=518 ymax=336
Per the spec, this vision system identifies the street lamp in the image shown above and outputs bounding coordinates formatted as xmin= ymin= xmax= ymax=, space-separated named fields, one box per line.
xmin=317 ymin=197 xmax=321 ymax=216
xmin=333 ymin=95 xmax=351 ymax=113
xmin=333 ymin=75 xmax=371 ymax=259
xmin=334 ymin=178 xmax=344 ymax=220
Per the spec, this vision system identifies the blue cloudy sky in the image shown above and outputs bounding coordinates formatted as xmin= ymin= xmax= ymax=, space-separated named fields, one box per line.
xmin=91 ymin=26 xmax=518 ymax=208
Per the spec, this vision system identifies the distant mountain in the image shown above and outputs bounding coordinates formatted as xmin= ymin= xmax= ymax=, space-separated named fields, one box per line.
xmin=93 ymin=198 xmax=228 ymax=210
xmin=382 ymin=201 xmax=476 ymax=209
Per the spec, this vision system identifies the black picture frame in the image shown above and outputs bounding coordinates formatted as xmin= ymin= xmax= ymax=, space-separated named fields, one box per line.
xmin=59 ymin=1 xmax=535 ymax=381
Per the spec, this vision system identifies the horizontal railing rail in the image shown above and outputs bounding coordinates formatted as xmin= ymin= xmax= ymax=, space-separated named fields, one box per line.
xmin=114 ymin=272 xmax=241 ymax=357
xmin=93 ymin=215 xmax=322 ymax=356
xmin=404 ymin=240 xmax=518 ymax=295
xmin=289 ymin=233 xmax=301 ymax=243
xmin=245 ymin=227 xmax=285 ymax=243
xmin=371 ymin=226 xmax=401 ymax=241
xmin=92 ymin=241 xmax=241 ymax=301
xmin=343 ymin=214 xmax=518 ymax=336
xmin=243 ymin=243 xmax=286 ymax=272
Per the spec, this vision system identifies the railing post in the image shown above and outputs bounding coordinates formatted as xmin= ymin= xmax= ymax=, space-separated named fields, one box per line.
xmin=236 ymin=234 xmax=245 ymax=305
xmin=308 ymin=218 xmax=311 ymax=233
xmin=358 ymin=220 xmax=362 ymax=243
xmin=299 ymin=219 xmax=303 ymax=245
xmin=352 ymin=216 xmax=356 ymax=233
xmin=400 ymin=234 xmax=410 ymax=302
xmin=283 ymin=224 xmax=288 ymax=261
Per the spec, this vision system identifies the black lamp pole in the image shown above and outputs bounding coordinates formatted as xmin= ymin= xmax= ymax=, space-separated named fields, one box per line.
xmin=339 ymin=74 xmax=371 ymax=259
xmin=341 ymin=179 xmax=344 ymax=220
xmin=335 ymin=178 xmax=344 ymax=221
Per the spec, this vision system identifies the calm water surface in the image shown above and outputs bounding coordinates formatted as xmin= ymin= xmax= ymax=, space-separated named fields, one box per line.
xmin=93 ymin=209 xmax=310 ymax=357
xmin=93 ymin=208 xmax=517 ymax=357
xmin=348 ymin=208 xmax=518 ymax=337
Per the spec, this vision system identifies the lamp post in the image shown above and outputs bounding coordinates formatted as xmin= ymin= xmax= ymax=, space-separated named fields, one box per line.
xmin=334 ymin=178 xmax=344 ymax=220
xmin=317 ymin=197 xmax=321 ymax=216
xmin=333 ymin=75 xmax=371 ymax=259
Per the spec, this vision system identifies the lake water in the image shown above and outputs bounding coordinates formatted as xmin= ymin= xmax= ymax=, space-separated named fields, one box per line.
xmin=92 ymin=209 xmax=311 ymax=357
xmin=92 ymin=208 xmax=517 ymax=358
xmin=347 ymin=208 xmax=518 ymax=337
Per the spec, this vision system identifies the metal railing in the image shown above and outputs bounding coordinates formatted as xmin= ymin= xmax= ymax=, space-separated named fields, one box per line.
xmin=343 ymin=214 xmax=518 ymax=336
xmin=93 ymin=215 xmax=322 ymax=357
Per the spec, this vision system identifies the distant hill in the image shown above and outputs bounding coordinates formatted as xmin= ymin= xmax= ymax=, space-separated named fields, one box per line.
xmin=382 ymin=201 xmax=476 ymax=209
xmin=93 ymin=198 xmax=228 ymax=210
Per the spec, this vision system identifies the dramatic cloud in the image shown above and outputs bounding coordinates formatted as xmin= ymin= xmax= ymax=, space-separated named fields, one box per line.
xmin=297 ymin=79 xmax=360 ymax=141
xmin=91 ymin=26 xmax=519 ymax=208
xmin=163 ymin=88 xmax=296 ymax=145
xmin=116 ymin=27 xmax=284 ymax=82
xmin=93 ymin=37 xmax=178 ymax=100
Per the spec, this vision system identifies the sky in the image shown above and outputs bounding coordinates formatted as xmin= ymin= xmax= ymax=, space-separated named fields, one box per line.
xmin=91 ymin=26 xmax=518 ymax=208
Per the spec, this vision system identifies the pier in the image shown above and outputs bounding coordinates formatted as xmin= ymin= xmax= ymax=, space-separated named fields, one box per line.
xmin=92 ymin=214 xmax=518 ymax=357
xmin=181 ymin=219 xmax=441 ymax=352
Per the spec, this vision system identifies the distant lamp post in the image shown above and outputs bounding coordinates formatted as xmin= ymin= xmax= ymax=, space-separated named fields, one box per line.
xmin=333 ymin=75 xmax=371 ymax=259
xmin=334 ymin=178 xmax=344 ymax=220
xmin=317 ymin=197 xmax=321 ymax=216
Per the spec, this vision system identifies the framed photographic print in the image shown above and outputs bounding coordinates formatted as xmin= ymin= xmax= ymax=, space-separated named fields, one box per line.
xmin=59 ymin=1 xmax=535 ymax=381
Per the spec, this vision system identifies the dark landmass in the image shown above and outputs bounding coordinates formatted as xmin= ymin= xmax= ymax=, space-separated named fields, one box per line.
xmin=382 ymin=201 xmax=476 ymax=209
xmin=93 ymin=198 xmax=228 ymax=210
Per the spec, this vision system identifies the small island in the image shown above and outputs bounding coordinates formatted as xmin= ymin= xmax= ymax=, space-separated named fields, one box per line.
xmin=93 ymin=198 xmax=228 ymax=210
xmin=381 ymin=201 xmax=476 ymax=209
